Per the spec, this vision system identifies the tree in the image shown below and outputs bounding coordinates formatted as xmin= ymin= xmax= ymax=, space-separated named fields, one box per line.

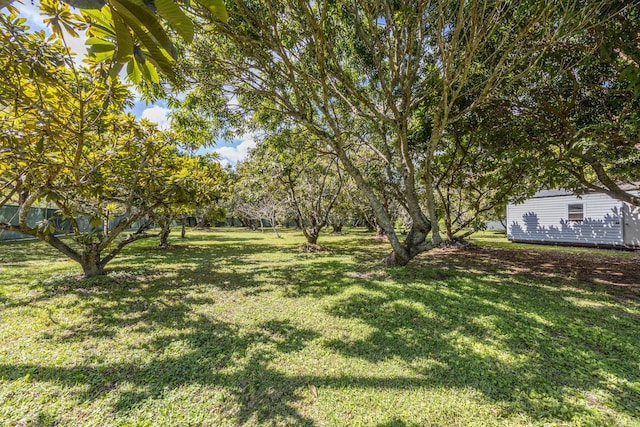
xmin=152 ymin=152 xmax=227 ymax=247
xmin=427 ymin=103 xmax=542 ymax=240
xmin=0 ymin=12 xmax=175 ymax=276
xmin=233 ymin=155 xmax=289 ymax=236
xmin=183 ymin=0 xmax=606 ymax=265
xmin=254 ymin=130 xmax=344 ymax=245
xmin=327 ymin=176 xmax=360 ymax=233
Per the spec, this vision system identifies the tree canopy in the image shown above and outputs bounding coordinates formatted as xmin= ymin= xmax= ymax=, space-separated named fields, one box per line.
xmin=0 ymin=10 xmax=227 ymax=276
xmin=3 ymin=0 xmax=639 ymax=273
xmin=179 ymin=0 xmax=633 ymax=264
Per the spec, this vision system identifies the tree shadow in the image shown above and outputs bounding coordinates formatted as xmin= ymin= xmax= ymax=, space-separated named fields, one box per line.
xmin=0 ymin=313 xmax=320 ymax=425
xmin=323 ymin=248 xmax=640 ymax=422
xmin=509 ymin=209 xmax=628 ymax=247
xmin=3 ymin=229 xmax=639 ymax=425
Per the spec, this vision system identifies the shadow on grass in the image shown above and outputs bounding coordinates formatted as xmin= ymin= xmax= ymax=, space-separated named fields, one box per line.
xmin=0 ymin=317 xmax=320 ymax=425
xmin=1 ymin=230 xmax=639 ymax=425
xmin=323 ymin=246 xmax=640 ymax=422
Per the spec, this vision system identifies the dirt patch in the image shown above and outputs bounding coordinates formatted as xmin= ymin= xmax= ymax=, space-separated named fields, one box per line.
xmin=298 ymin=243 xmax=331 ymax=253
xmin=426 ymin=246 xmax=640 ymax=300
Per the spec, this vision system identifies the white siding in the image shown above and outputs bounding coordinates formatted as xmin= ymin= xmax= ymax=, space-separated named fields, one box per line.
xmin=623 ymin=192 xmax=640 ymax=247
xmin=507 ymin=193 xmax=624 ymax=246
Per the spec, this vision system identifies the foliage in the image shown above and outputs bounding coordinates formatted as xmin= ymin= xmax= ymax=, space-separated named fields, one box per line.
xmin=6 ymin=0 xmax=227 ymax=84
xmin=428 ymin=103 xmax=543 ymax=240
xmin=252 ymin=129 xmax=345 ymax=244
xmin=183 ymin=0 xmax=614 ymax=265
xmin=0 ymin=12 xmax=187 ymax=276
xmin=231 ymin=148 xmax=290 ymax=235
xmin=152 ymin=151 xmax=228 ymax=246
xmin=510 ymin=13 xmax=640 ymax=205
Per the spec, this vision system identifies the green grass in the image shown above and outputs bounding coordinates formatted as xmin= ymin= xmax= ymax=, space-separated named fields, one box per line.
xmin=469 ymin=229 xmax=639 ymax=257
xmin=1 ymin=228 xmax=639 ymax=426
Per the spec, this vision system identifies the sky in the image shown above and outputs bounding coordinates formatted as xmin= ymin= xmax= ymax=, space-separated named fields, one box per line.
xmin=15 ymin=1 xmax=254 ymax=166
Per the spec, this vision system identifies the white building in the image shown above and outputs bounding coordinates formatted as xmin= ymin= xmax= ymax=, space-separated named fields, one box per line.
xmin=507 ymin=189 xmax=640 ymax=248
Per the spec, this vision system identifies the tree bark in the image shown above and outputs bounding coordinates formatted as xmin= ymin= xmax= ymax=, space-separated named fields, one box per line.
xmin=305 ymin=227 xmax=320 ymax=244
xmin=79 ymin=245 xmax=105 ymax=277
xmin=157 ymin=216 xmax=172 ymax=247
xmin=159 ymin=223 xmax=171 ymax=247
xmin=383 ymin=218 xmax=440 ymax=266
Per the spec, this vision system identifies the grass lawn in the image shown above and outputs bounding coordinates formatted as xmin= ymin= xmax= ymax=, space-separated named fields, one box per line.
xmin=1 ymin=228 xmax=639 ymax=426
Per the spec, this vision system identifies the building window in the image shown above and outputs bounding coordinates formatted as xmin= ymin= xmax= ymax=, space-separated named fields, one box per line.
xmin=568 ymin=203 xmax=584 ymax=222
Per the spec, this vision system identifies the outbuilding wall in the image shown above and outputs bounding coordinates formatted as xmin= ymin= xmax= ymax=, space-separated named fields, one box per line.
xmin=507 ymin=192 xmax=625 ymax=247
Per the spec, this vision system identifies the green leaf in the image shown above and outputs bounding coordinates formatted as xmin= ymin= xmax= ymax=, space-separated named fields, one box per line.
xmin=92 ymin=48 xmax=116 ymax=61
xmin=126 ymin=57 xmax=142 ymax=83
xmin=112 ymin=12 xmax=134 ymax=62
xmin=194 ymin=0 xmax=227 ymax=22
xmin=139 ymin=60 xmax=159 ymax=83
xmin=125 ymin=19 xmax=175 ymax=80
xmin=111 ymin=0 xmax=176 ymax=58
xmin=82 ymin=8 xmax=117 ymax=38
xmin=155 ymin=0 xmax=194 ymax=42
xmin=89 ymin=42 xmax=116 ymax=53
xmin=86 ymin=37 xmax=114 ymax=46
xmin=108 ymin=61 xmax=124 ymax=79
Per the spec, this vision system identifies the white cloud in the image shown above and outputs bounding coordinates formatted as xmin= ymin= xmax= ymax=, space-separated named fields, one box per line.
xmin=217 ymin=158 xmax=232 ymax=168
xmin=16 ymin=2 xmax=46 ymax=30
xmin=214 ymin=135 xmax=257 ymax=163
xmin=141 ymin=105 xmax=171 ymax=130
xmin=66 ymin=33 xmax=89 ymax=61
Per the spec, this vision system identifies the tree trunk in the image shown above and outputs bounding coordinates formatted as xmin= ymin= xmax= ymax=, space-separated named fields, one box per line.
xmin=103 ymin=216 xmax=109 ymax=236
xmin=159 ymin=220 xmax=171 ymax=247
xmin=271 ymin=216 xmax=281 ymax=238
xmin=383 ymin=215 xmax=440 ymax=266
xmin=181 ymin=218 xmax=186 ymax=239
xmin=499 ymin=217 xmax=507 ymax=230
xmin=305 ymin=228 xmax=319 ymax=244
xmin=331 ymin=224 xmax=343 ymax=233
xmin=444 ymin=219 xmax=454 ymax=241
xmin=80 ymin=246 xmax=105 ymax=277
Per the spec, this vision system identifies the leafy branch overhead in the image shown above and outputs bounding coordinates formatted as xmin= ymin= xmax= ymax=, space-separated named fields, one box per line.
xmin=5 ymin=0 xmax=227 ymax=83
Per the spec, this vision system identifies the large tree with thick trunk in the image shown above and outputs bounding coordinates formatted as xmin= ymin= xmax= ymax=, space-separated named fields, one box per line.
xmin=0 ymin=13 xmax=177 ymax=277
xmin=183 ymin=0 xmax=609 ymax=265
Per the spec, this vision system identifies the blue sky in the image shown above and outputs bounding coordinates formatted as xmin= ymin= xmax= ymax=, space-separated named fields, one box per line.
xmin=15 ymin=1 xmax=253 ymax=166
